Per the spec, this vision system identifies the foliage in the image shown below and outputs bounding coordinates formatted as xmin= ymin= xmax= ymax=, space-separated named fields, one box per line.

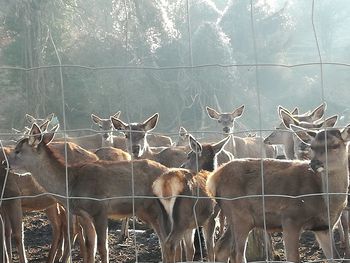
xmin=0 ymin=0 xmax=350 ymax=133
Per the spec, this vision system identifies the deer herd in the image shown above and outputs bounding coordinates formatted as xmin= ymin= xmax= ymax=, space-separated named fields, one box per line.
xmin=0 ymin=102 xmax=349 ymax=263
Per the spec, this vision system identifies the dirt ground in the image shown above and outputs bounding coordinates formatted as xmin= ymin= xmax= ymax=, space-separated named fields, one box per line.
xmin=11 ymin=211 xmax=346 ymax=262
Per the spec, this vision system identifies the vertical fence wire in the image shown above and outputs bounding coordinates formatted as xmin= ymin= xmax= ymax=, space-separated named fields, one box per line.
xmin=311 ymin=0 xmax=336 ymax=260
xmin=186 ymin=0 xmax=206 ymax=261
xmin=49 ymin=28 xmax=74 ymax=262
xmin=249 ymin=0 xmax=270 ymax=261
xmin=0 ymin=0 xmax=349 ymax=262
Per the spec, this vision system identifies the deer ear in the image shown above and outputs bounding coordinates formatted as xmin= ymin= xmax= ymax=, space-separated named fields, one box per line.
xmin=341 ymin=124 xmax=350 ymax=141
xmin=212 ymin=136 xmax=230 ymax=155
xmin=26 ymin=114 xmax=36 ymax=124
xmin=45 ymin=113 xmax=54 ymax=122
xmin=189 ymin=134 xmax=202 ymax=153
xmin=291 ymin=107 xmax=299 ymax=115
xmin=231 ymin=105 xmax=245 ymax=118
xmin=91 ymin=114 xmax=102 ymax=124
xmin=28 ymin=123 xmax=42 ymax=146
xmin=277 ymin=105 xmax=290 ymax=115
xmin=39 ymin=119 xmax=50 ymax=131
xmin=142 ymin=113 xmax=159 ymax=132
xmin=206 ymin=106 xmax=220 ymax=120
xmin=112 ymin=111 xmax=121 ymax=119
xmin=111 ymin=117 xmax=129 ymax=131
xmin=309 ymin=102 xmax=326 ymax=121
xmin=318 ymin=115 xmax=338 ymax=128
xmin=179 ymin=126 xmax=188 ymax=137
xmin=290 ymin=124 xmax=316 ymax=145
xmin=41 ymin=124 xmax=59 ymax=145
xmin=280 ymin=109 xmax=299 ymax=128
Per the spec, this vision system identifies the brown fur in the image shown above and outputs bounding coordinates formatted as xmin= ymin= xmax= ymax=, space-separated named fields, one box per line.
xmin=207 ymin=155 xmax=349 ymax=263
xmin=8 ymin=135 xmax=170 ymax=263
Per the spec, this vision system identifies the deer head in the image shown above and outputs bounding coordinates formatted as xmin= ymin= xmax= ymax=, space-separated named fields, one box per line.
xmin=292 ymin=123 xmax=350 ymax=173
xmin=91 ymin=112 xmax=121 ymax=146
xmin=181 ymin=134 xmax=230 ymax=172
xmin=111 ymin=113 xmax=159 ymax=158
xmin=7 ymin=123 xmax=58 ymax=175
xmin=206 ymin=105 xmax=245 ymax=134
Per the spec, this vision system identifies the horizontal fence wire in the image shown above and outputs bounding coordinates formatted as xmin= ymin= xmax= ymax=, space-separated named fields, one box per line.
xmin=0 ymin=0 xmax=349 ymax=262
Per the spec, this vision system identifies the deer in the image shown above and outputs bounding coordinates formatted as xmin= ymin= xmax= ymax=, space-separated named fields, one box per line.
xmin=92 ymin=112 xmax=173 ymax=148
xmin=6 ymin=123 xmax=171 ymax=263
xmin=206 ymin=105 xmax=280 ymax=261
xmin=277 ymin=109 xmax=338 ymax=160
xmin=207 ymin=124 xmax=350 ymax=263
xmin=111 ymin=113 xmax=188 ymax=168
xmin=153 ymin=134 xmax=230 ymax=263
xmin=277 ymin=109 xmax=350 ymax=257
xmin=206 ymin=105 xmax=275 ymax=158
xmin=264 ymin=103 xmax=326 ymax=159
xmin=0 ymin=140 xmax=101 ymax=263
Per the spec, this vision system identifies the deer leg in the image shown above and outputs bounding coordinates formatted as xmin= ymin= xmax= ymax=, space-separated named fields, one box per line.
xmin=118 ymin=217 xmax=129 ymax=242
xmin=182 ymin=229 xmax=195 ymax=261
xmin=230 ymin=221 xmax=251 ymax=263
xmin=341 ymin=211 xmax=350 ymax=258
xmin=93 ymin=214 xmax=109 ymax=263
xmin=3 ymin=212 xmax=12 ymax=263
xmin=314 ymin=230 xmax=340 ymax=261
xmin=6 ymin=199 xmax=26 ymax=263
xmin=214 ymin=226 xmax=233 ymax=263
xmin=76 ymin=214 xmax=97 ymax=263
xmin=282 ymin=220 xmax=301 ymax=263
xmin=0 ymin=214 xmax=9 ymax=263
xmin=202 ymin=206 xmax=220 ymax=262
xmin=45 ymin=205 xmax=63 ymax=263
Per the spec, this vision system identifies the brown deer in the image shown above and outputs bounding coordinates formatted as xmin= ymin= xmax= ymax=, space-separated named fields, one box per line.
xmin=92 ymin=112 xmax=173 ymax=148
xmin=0 ymin=141 xmax=99 ymax=263
xmin=175 ymin=126 xmax=233 ymax=165
xmin=206 ymin=105 xmax=275 ymax=158
xmin=111 ymin=113 xmax=187 ymax=168
xmin=206 ymin=105 xmax=278 ymax=261
xmin=264 ymin=103 xmax=326 ymax=159
xmin=278 ymin=109 xmax=338 ymax=160
xmin=153 ymin=135 xmax=230 ymax=263
xmin=207 ymin=124 xmax=350 ymax=263
xmin=6 ymin=124 xmax=170 ymax=263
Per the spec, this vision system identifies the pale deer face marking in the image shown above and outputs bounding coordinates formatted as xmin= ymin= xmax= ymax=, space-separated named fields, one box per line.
xmin=8 ymin=123 xmax=57 ymax=175
xmin=111 ymin=113 xmax=159 ymax=158
xmin=206 ymin=105 xmax=245 ymax=135
xmin=92 ymin=112 xmax=120 ymax=142
xmin=292 ymin=124 xmax=350 ymax=172
xmin=181 ymin=135 xmax=230 ymax=172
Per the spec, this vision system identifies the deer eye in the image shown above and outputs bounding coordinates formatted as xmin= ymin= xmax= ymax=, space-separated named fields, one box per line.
xmin=218 ymin=120 xmax=222 ymax=123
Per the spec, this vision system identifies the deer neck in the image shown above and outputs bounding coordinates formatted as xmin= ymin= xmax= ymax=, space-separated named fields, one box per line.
xmin=101 ymin=132 xmax=114 ymax=147
xmin=33 ymin=145 xmax=77 ymax=201
xmin=229 ymin=135 xmax=237 ymax=157
xmin=283 ymin=135 xmax=296 ymax=159
xmin=320 ymin=156 xmax=349 ymax=216
xmin=139 ymin=139 xmax=154 ymax=159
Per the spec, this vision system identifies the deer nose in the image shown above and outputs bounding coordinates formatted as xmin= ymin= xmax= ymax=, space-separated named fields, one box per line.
xmin=103 ymin=133 xmax=109 ymax=139
xmin=223 ymin=127 xmax=230 ymax=134
xmin=310 ymin=159 xmax=324 ymax=173
xmin=132 ymin=145 xmax=140 ymax=156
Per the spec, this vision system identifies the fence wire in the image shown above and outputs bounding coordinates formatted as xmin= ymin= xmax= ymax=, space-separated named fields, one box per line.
xmin=0 ymin=0 xmax=349 ymax=263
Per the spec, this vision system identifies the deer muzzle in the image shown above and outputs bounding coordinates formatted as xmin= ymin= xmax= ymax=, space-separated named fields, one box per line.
xmin=132 ymin=145 xmax=141 ymax=157
xmin=223 ymin=127 xmax=230 ymax=134
xmin=310 ymin=159 xmax=324 ymax=173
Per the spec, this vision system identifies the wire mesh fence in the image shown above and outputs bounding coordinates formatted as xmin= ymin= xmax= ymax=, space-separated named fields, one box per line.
xmin=1 ymin=0 xmax=350 ymax=262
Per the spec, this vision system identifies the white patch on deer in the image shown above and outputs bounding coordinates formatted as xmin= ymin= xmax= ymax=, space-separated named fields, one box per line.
xmin=152 ymin=175 xmax=184 ymax=224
